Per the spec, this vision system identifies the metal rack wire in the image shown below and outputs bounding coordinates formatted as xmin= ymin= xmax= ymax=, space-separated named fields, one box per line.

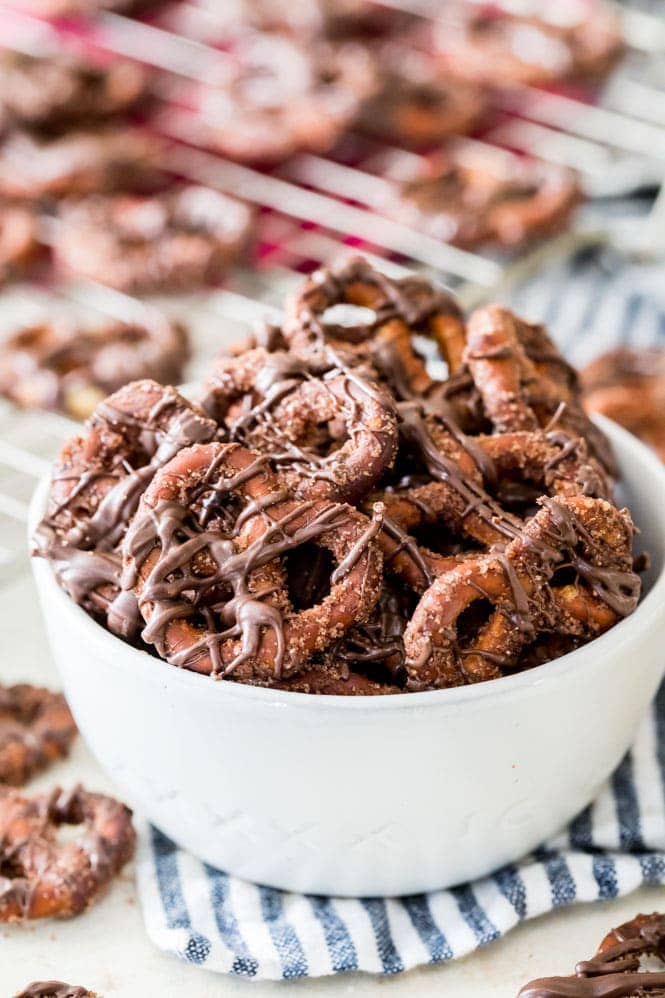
xmin=1 ymin=0 xmax=664 ymax=583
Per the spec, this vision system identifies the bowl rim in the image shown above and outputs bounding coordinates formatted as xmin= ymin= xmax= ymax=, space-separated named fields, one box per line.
xmin=29 ymin=415 xmax=665 ymax=713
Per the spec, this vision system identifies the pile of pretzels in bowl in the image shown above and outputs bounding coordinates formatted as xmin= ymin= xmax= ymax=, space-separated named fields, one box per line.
xmin=33 ymin=256 xmax=643 ymax=696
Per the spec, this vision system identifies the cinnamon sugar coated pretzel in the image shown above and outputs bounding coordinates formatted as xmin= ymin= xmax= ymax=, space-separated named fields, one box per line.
xmin=34 ymin=257 xmax=643 ymax=693
xmin=0 ymin=128 xmax=163 ymax=201
xmin=17 ymin=0 xmax=148 ymax=13
xmin=382 ymin=153 xmax=581 ymax=250
xmin=433 ymin=3 xmax=624 ymax=88
xmin=283 ymin=255 xmax=466 ymax=390
xmin=582 ymin=346 xmax=665 ymax=461
xmin=0 ymin=316 xmax=189 ymax=420
xmin=196 ymin=32 xmax=378 ymax=163
xmin=518 ymin=912 xmax=665 ymax=996
xmin=0 ymin=685 xmax=77 ymax=786
xmin=54 ymin=187 xmax=254 ymax=293
xmin=14 ymin=984 xmax=96 ymax=998
xmin=33 ymin=380 xmax=218 ymax=639
xmin=202 ymin=345 xmax=399 ymax=503
xmin=359 ymin=48 xmax=488 ymax=148
xmin=0 ymin=52 xmax=149 ymax=129
xmin=122 ymin=441 xmax=383 ymax=679
xmin=0 ymin=205 xmax=41 ymax=285
xmin=222 ymin=0 xmax=413 ymax=38
xmin=0 ymin=785 xmax=135 ymax=921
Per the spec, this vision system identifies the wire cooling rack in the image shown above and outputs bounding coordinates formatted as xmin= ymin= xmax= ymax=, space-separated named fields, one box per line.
xmin=1 ymin=0 xmax=665 ymax=583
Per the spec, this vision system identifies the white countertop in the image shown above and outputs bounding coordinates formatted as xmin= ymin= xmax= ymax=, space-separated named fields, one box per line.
xmin=3 ymin=569 xmax=665 ymax=997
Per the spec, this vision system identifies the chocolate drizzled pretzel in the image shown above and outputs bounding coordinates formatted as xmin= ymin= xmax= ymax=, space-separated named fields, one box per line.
xmin=0 ymin=127 xmax=163 ymax=201
xmin=284 ymin=256 xmax=466 ymax=400
xmin=405 ymin=495 xmax=639 ymax=690
xmin=372 ymin=394 xmax=611 ymax=595
xmin=55 ymin=187 xmax=254 ymax=293
xmin=478 ymin=431 xmax=609 ymax=502
xmin=433 ymin=4 xmax=624 ymax=88
xmin=0 ymin=52 xmax=149 ymax=130
xmin=0 ymin=204 xmax=41 ymax=285
xmin=360 ymin=46 xmax=488 ymax=148
xmin=518 ymin=912 xmax=665 ymax=997
xmin=0 ymin=685 xmax=77 ymax=787
xmin=582 ymin=347 xmax=665 ymax=461
xmin=14 ymin=984 xmax=96 ymax=998
xmin=374 ymin=405 xmax=522 ymax=590
xmin=465 ymin=305 xmax=614 ymax=472
xmin=14 ymin=983 xmax=96 ymax=998
xmin=228 ymin=560 xmax=407 ymax=694
xmin=34 ymin=380 xmax=217 ymax=638
xmin=122 ymin=441 xmax=384 ymax=681
xmin=0 ymin=316 xmax=189 ymax=420
xmin=197 ymin=32 xmax=378 ymax=163
xmin=202 ymin=345 xmax=399 ymax=503
xmin=382 ymin=154 xmax=581 ymax=251
xmin=34 ymin=257 xmax=643 ymax=694
xmin=0 ymin=785 xmax=135 ymax=921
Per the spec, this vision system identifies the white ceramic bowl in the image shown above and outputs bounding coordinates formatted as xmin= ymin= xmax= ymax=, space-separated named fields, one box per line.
xmin=30 ymin=418 xmax=665 ymax=897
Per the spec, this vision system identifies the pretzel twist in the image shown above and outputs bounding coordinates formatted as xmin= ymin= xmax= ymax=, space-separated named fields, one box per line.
xmin=0 ymin=786 xmax=135 ymax=921
xmin=0 ymin=685 xmax=77 ymax=787
xmin=122 ymin=441 xmax=384 ymax=681
xmin=405 ymin=495 xmax=639 ymax=690
xmin=203 ymin=345 xmax=399 ymax=503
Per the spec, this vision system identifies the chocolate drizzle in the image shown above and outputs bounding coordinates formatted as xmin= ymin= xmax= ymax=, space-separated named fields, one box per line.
xmin=286 ymin=255 xmax=461 ymax=350
xmin=322 ymin=578 xmax=413 ymax=685
xmin=203 ymin=346 xmax=399 ymax=504
xmin=32 ymin=259 xmax=643 ymax=694
xmin=398 ymin=400 xmax=524 ymax=543
xmin=122 ymin=442 xmax=383 ymax=678
xmin=65 ymin=397 xmax=215 ymax=551
xmin=0 ymin=785 xmax=135 ymax=922
xmin=33 ymin=383 xmax=217 ymax=637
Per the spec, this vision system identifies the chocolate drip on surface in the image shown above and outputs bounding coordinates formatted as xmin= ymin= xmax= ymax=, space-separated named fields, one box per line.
xmin=519 ymin=973 xmax=665 ymax=996
xmin=519 ymin=914 xmax=665 ymax=998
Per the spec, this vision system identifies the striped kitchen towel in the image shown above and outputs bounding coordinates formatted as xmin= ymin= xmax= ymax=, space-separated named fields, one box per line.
xmin=136 ymin=247 xmax=665 ymax=979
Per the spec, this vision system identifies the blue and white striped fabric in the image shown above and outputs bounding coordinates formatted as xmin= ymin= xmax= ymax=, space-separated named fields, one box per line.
xmin=136 ymin=248 xmax=665 ymax=980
